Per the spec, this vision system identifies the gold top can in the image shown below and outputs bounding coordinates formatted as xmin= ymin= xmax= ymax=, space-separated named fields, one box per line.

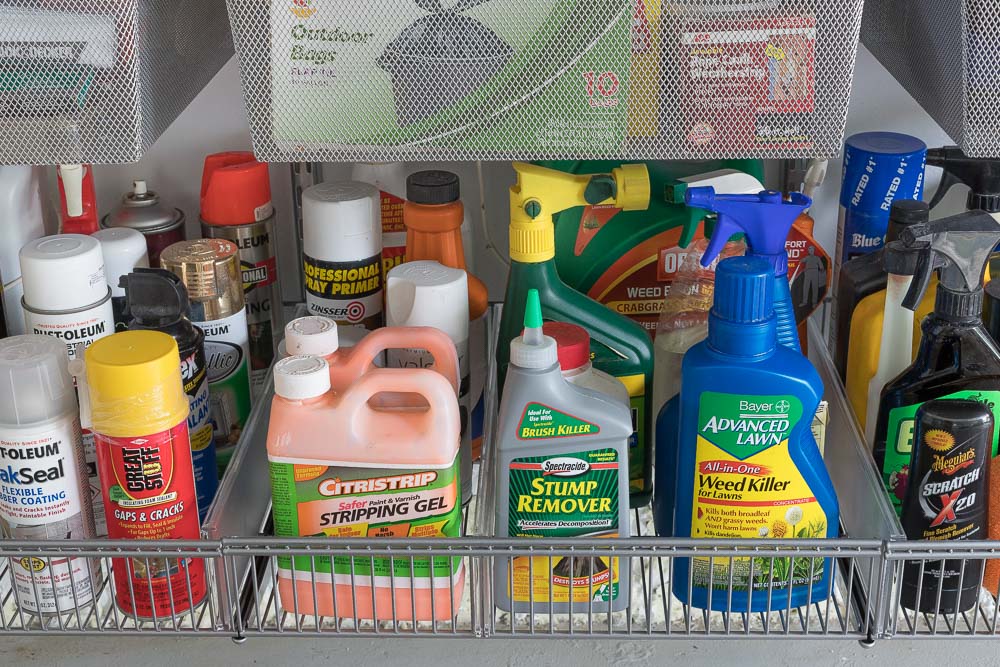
xmin=160 ymin=238 xmax=244 ymax=321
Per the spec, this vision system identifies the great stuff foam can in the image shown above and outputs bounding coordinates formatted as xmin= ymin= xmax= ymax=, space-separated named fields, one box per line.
xmin=19 ymin=234 xmax=116 ymax=536
xmin=83 ymin=330 xmax=206 ymax=619
xmin=0 ymin=335 xmax=98 ymax=615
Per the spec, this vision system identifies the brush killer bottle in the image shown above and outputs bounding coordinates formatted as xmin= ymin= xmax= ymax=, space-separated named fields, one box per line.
xmin=494 ymin=290 xmax=632 ymax=613
xmin=672 ymin=256 xmax=838 ymax=612
xmin=872 ymin=212 xmax=1000 ymax=514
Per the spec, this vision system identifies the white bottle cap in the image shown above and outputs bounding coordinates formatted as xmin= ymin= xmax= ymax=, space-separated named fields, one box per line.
xmin=285 ymin=315 xmax=339 ymax=356
xmin=58 ymin=164 xmax=85 ymax=217
xmin=386 ymin=260 xmax=469 ymax=343
xmin=301 ymin=181 xmax=381 ymax=262
xmin=274 ymin=354 xmax=331 ymax=400
xmin=509 ymin=334 xmax=559 ymax=370
xmin=19 ymin=234 xmax=110 ymax=311
xmin=93 ymin=228 xmax=150 ymax=298
xmin=0 ymin=335 xmax=77 ymax=425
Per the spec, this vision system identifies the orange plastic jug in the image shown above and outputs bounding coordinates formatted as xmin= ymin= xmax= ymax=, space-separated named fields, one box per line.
xmin=268 ymin=358 xmax=464 ymax=621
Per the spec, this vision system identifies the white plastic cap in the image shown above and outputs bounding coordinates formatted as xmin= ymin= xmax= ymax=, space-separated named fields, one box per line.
xmin=285 ymin=315 xmax=339 ymax=356
xmin=20 ymin=234 xmax=109 ymax=311
xmin=509 ymin=333 xmax=558 ymax=370
xmin=386 ymin=260 xmax=469 ymax=343
xmin=93 ymin=228 xmax=150 ymax=297
xmin=0 ymin=335 xmax=77 ymax=425
xmin=58 ymin=164 xmax=85 ymax=217
xmin=132 ymin=180 xmax=148 ymax=196
xmin=274 ymin=354 xmax=331 ymax=400
xmin=302 ymin=181 xmax=381 ymax=262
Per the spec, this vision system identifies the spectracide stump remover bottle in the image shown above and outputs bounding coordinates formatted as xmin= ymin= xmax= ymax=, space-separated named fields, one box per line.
xmin=497 ymin=162 xmax=653 ymax=507
xmin=494 ymin=290 xmax=632 ymax=614
xmin=268 ymin=357 xmax=463 ymax=621
xmin=672 ymin=257 xmax=838 ymax=612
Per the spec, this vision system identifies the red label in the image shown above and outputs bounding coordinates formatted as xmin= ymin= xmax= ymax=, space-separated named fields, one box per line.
xmin=96 ymin=422 xmax=206 ymax=618
xmin=242 ymin=256 xmax=277 ymax=292
xmin=381 ymin=190 xmax=405 ymax=235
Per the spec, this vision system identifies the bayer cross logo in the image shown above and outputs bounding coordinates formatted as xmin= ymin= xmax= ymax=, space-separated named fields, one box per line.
xmin=775 ymin=400 xmax=791 ymax=414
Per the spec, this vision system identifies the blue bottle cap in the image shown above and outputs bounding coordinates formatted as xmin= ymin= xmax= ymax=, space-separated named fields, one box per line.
xmin=712 ymin=256 xmax=774 ymax=324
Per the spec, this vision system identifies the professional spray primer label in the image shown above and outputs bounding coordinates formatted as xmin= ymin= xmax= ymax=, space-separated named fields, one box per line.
xmin=0 ymin=418 xmax=97 ymax=613
xmin=269 ymin=457 xmax=462 ymax=587
xmin=96 ymin=424 xmax=207 ymax=618
xmin=201 ymin=310 xmax=252 ymax=460
xmin=506 ymin=448 xmax=621 ymax=603
xmin=882 ymin=390 xmax=1000 ymax=514
xmin=690 ymin=392 xmax=826 ymax=592
xmin=303 ymin=252 xmax=383 ymax=330
xmin=180 ymin=345 xmax=217 ymax=521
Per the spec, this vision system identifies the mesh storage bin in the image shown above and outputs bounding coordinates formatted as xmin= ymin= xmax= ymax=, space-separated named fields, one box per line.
xmin=0 ymin=0 xmax=234 ymax=165
xmin=227 ymin=0 xmax=865 ymax=162
xmin=862 ymin=0 xmax=1000 ymax=158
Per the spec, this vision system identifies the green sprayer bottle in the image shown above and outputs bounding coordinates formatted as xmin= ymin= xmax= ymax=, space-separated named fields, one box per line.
xmin=497 ymin=162 xmax=654 ymax=507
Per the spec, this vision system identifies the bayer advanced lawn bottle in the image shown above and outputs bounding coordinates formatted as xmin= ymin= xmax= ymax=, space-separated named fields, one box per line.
xmin=671 ymin=256 xmax=839 ymax=612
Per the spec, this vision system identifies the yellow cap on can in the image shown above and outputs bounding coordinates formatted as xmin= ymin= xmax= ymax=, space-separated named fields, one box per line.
xmin=84 ymin=330 xmax=189 ymax=437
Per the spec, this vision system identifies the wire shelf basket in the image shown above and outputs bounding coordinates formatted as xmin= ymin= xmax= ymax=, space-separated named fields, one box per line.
xmin=226 ymin=0 xmax=865 ymax=162
xmin=0 ymin=0 xmax=234 ymax=165
xmin=861 ymin=0 xmax=1000 ymax=158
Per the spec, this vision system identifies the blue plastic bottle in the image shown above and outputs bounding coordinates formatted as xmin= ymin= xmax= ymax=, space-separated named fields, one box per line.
xmin=654 ymin=189 xmax=811 ymax=537
xmin=671 ymin=256 xmax=838 ymax=612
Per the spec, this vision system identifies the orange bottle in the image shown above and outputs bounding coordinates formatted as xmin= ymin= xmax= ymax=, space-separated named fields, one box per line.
xmin=404 ymin=170 xmax=489 ymax=458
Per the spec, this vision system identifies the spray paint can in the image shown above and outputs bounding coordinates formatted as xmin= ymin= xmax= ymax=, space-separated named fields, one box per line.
xmin=101 ymin=180 xmax=185 ymax=268
xmin=121 ymin=269 xmax=218 ymax=521
xmin=81 ymin=330 xmax=206 ymax=618
xmin=161 ymin=239 xmax=252 ymax=474
xmin=200 ymin=153 xmax=282 ymax=399
xmin=0 ymin=335 xmax=98 ymax=615
xmin=93 ymin=228 xmax=150 ymax=332
xmin=302 ymin=181 xmax=383 ymax=331
xmin=19 ymin=234 xmax=116 ymax=535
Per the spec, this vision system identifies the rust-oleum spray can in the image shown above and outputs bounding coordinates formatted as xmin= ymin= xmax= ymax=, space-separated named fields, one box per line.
xmin=81 ymin=330 xmax=206 ymax=619
xmin=900 ymin=399 xmax=992 ymax=614
xmin=19 ymin=234 xmax=116 ymax=536
xmin=200 ymin=153 xmax=282 ymax=399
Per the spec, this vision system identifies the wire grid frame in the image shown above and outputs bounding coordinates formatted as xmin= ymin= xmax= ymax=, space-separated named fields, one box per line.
xmin=227 ymin=0 xmax=864 ymax=162
xmin=861 ymin=0 xmax=1000 ymax=158
xmin=0 ymin=0 xmax=233 ymax=165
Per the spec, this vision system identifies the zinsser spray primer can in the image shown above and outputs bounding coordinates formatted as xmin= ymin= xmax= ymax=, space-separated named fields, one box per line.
xmin=200 ymin=153 xmax=282 ymax=399
xmin=0 ymin=335 xmax=98 ymax=615
xmin=83 ymin=330 xmax=206 ymax=618
xmin=301 ymin=181 xmax=383 ymax=332
xmin=19 ymin=234 xmax=116 ymax=535
xmin=161 ymin=239 xmax=252 ymax=474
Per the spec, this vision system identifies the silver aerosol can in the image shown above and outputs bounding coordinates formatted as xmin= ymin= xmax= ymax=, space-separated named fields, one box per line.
xmin=19 ymin=234 xmax=116 ymax=535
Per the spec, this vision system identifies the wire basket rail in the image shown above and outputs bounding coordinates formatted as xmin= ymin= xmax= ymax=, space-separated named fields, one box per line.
xmin=226 ymin=0 xmax=864 ymax=162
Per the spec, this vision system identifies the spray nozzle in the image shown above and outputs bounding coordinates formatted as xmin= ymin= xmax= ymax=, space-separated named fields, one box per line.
xmin=665 ymin=170 xmax=765 ymax=248
xmin=684 ymin=187 xmax=811 ymax=276
xmin=120 ymin=268 xmax=190 ymax=328
xmin=899 ymin=210 xmax=1000 ymax=314
xmin=926 ymin=146 xmax=1000 ymax=212
xmin=522 ymin=288 xmax=544 ymax=346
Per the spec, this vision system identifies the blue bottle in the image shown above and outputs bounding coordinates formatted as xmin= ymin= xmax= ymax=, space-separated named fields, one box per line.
xmin=671 ymin=256 xmax=838 ymax=612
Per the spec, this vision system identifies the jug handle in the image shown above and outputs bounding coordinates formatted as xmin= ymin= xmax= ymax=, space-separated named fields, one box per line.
xmin=351 ymin=326 xmax=460 ymax=394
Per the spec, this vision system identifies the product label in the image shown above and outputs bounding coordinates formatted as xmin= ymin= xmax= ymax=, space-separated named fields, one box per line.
xmin=516 ymin=403 xmax=600 ymax=440
xmin=618 ymin=374 xmax=646 ymax=495
xmin=24 ymin=301 xmax=115 ymax=359
xmin=269 ymin=456 xmax=462 ymax=588
xmin=506 ymin=448 xmax=622 ymax=603
xmin=201 ymin=310 xmax=253 ymax=470
xmin=180 ymin=344 xmax=217 ymax=521
xmin=96 ymin=423 xmax=207 ymax=618
xmin=907 ymin=428 xmax=987 ymax=541
xmin=303 ymin=252 xmax=383 ymax=330
xmin=379 ymin=189 xmax=407 ymax=275
xmin=0 ymin=418 xmax=97 ymax=613
xmin=786 ymin=227 xmax=830 ymax=324
xmin=690 ymin=392 xmax=827 ymax=592
xmin=882 ymin=390 xmax=1000 ymax=514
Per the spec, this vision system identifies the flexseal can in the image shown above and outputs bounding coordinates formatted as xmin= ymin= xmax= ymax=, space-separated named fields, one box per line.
xmin=161 ymin=239 xmax=252 ymax=473
xmin=19 ymin=234 xmax=117 ymax=535
xmin=200 ymin=153 xmax=282 ymax=399
xmin=0 ymin=335 xmax=98 ymax=615
xmin=83 ymin=330 xmax=206 ymax=619
xmin=302 ymin=181 xmax=383 ymax=331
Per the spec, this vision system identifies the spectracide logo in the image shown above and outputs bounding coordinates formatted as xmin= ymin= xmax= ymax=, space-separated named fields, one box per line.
xmin=290 ymin=0 xmax=316 ymax=19
xmin=541 ymin=458 xmax=590 ymax=477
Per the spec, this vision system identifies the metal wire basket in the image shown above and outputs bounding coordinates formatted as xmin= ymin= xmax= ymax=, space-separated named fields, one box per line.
xmin=0 ymin=0 xmax=234 ymax=165
xmin=226 ymin=0 xmax=865 ymax=162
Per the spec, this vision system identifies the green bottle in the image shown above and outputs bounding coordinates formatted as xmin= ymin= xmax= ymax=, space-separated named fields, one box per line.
xmin=498 ymin=162 xmax=654 ymax=507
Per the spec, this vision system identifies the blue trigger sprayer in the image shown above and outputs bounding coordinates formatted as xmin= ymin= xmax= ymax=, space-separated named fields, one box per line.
xmin=653 ymin=187 xmax=813 ymax=538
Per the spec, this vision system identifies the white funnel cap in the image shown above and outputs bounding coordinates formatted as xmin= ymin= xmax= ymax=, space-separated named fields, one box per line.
xmin=59 ymin=164 xmax=85 ymax=217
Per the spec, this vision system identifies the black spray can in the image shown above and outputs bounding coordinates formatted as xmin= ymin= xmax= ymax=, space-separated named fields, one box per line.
xmin=900 ymin=399 xmax=992 ymax=614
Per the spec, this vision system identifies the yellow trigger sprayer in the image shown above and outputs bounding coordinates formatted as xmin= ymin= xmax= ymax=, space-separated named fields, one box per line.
xmin=497 ymin=161 xmax=655 ymax=507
